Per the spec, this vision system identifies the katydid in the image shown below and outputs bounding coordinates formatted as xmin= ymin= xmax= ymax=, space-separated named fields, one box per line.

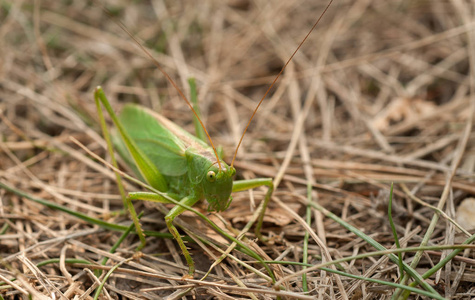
xmin=94 ymin=86 xmax=273 ymax=277
xmin=94 ymin=1 xmax=333 ymax=278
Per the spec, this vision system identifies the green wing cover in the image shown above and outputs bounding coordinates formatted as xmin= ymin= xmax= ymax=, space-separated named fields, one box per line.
xmin=116 ymin=104 xmax=187 ymax=176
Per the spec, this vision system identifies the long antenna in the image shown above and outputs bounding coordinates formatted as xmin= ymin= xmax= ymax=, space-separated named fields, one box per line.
xmin=96 ymin=2 xmax=223 ymax=170
xmin=230 ymin=0 xmax=334 ymax=168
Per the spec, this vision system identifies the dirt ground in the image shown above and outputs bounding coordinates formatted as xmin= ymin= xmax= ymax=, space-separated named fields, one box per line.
xmin=1 ymin=0 xmax=475 ymax=299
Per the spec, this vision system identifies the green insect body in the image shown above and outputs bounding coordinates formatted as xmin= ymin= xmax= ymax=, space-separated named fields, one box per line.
xmin=94 ymin=87 xmax=273 ymax=278
xmin=115 ymin=104 xmax=236 ymax=212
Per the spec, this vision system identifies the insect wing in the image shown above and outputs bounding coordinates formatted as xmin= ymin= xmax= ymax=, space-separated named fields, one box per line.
xmin=117 ymin=104 xmax=188 ymax=176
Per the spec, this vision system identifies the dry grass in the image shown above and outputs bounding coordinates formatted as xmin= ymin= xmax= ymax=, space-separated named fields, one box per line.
xmin=1 ymin=0 xmax=475 ymax=299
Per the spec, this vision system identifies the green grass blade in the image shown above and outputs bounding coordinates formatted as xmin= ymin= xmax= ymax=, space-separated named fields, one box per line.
xmin=93 ymin=256 xmax=135 ymax=300
xmin=408 ymin=232 xmax=475 ymax=289
xmin=188 ymin=78 xmax=206 ymax=142
xmin=302 ymin=183 xmax=312 ymax=292
xmin=0 ymin=181 xmax=177 ymax=240
xmin=388 ymin=183 xmax=404 ymax=277
xmin=307 ymin=198 xmax=439 ymax=296
xmin=96 ymin=212 xmax=144 ymax=277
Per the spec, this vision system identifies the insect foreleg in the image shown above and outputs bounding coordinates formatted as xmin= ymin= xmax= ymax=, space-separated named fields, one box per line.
xmin=165 ymin=197 xmax=201 ymax=277
xmin=232 ymin=178 xmax=274 ymax=241
xmin=128 ymin=192 xmax=200 ymax=277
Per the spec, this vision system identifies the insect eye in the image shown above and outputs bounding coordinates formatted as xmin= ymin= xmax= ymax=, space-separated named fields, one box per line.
xmin=207 ymin=171 xmax=216 ymax=182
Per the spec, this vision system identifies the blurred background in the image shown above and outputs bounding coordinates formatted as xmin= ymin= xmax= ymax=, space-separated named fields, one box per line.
xmin=1 ymin=0 xmax=474 ymax=298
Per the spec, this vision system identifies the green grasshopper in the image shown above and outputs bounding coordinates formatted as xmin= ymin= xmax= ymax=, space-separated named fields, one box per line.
xmin=94 ymin=85 xmax=273 ymax=277
xmin=94 ymin=1 xmax=333 ymax=278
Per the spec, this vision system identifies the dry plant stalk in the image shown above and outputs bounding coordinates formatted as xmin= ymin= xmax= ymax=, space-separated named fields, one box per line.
xmin=1 ymin=0 xmax=474 ymax=299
